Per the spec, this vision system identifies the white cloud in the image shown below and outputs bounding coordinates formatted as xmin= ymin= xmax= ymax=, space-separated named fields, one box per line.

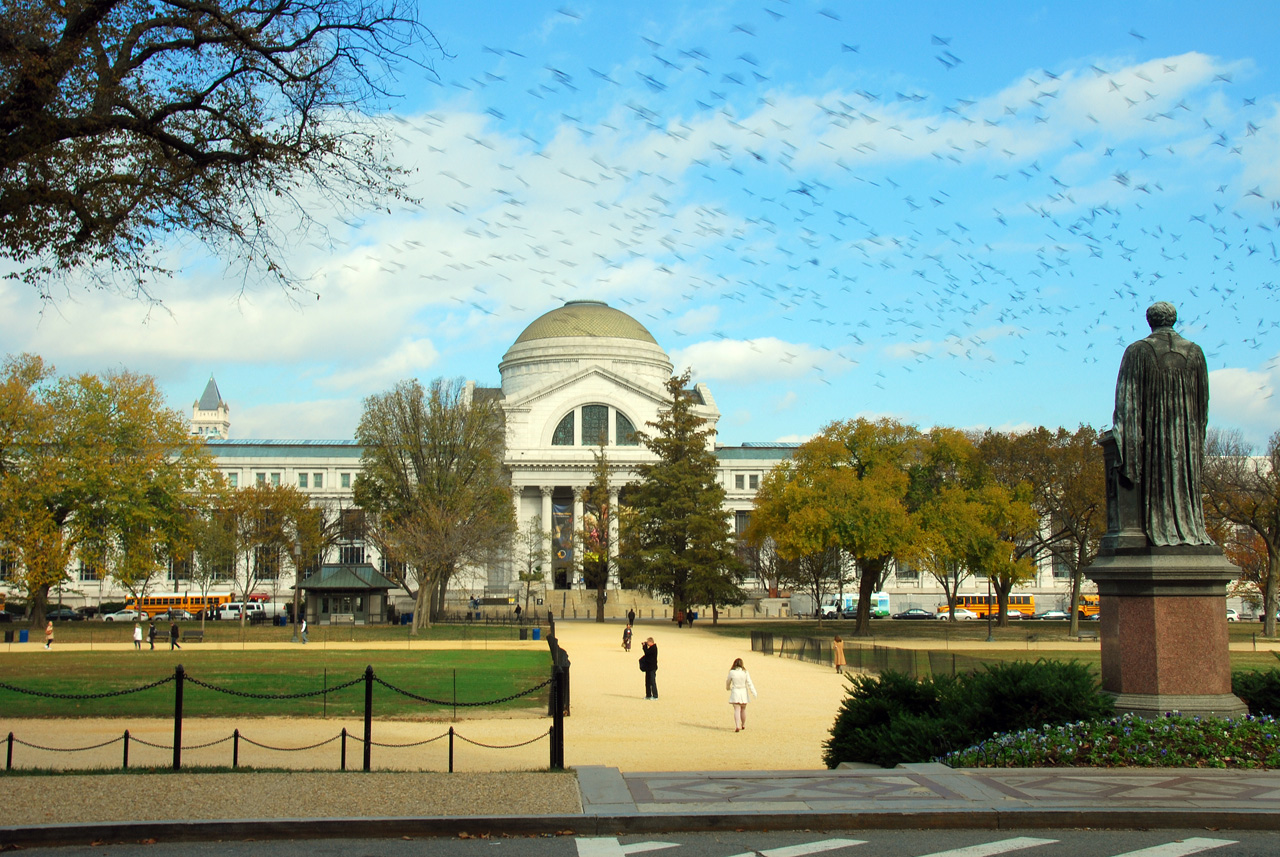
xmin=672 ymin=337 xmax=839 ymax=383
xmin=1209 ymin=363 xmax=1280 ymax=447
xmin=234 ymin=398 xmax=361 ymax=440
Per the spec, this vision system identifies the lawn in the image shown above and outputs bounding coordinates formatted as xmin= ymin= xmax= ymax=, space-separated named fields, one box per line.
xmin=14 ymin=619 xmax=532 ymax=646
xmin=0 ymin=649 xmax=552 ymax=719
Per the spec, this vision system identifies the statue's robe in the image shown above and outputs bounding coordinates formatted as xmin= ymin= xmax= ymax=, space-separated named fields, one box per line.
xmin=1112 ymin=326 xmax=1212 ymax=546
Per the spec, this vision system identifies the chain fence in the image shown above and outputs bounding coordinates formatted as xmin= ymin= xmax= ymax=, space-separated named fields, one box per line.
xmin=0 ymin=660 xmax=565 ymax=774
xmin=751 ymin=631 xmax=994 ymax=678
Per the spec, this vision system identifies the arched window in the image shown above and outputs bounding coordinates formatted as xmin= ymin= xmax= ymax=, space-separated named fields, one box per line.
xmin=582 ymin=404 xmax=608 ymax=446
xmin=552 ymin=411 xmax=574 ymax=445
xmin=616 ymin=411 xmax=640 ymax=446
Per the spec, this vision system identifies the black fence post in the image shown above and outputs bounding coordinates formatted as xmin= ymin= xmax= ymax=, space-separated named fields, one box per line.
xmin=363 ymin=665 xmax=373 ymax=772
xmin=6 ymin=731 xmax=12 ymax=770
xmin=448 ymin=726 xmax=454 ymax=773
xmin=340 ymin=727 xmax=347 ymax=771
xmin=452 ymin=669 xmax=457 ymax=722
xmin=233 ymin=729 xmax=240 ymax=768
xmin=173 ymin=664 xmax=184 ymax=771
xmin=123 ymin=730 xmax=130 ymax=770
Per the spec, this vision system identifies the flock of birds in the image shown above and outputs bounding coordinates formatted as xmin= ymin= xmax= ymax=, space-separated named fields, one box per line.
xmin=322 ymin=4 xmax=1278 ymax=424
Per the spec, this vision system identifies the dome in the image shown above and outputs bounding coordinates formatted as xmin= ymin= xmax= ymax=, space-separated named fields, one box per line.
xmin=513 ymin=300 xmax=658 ymax=345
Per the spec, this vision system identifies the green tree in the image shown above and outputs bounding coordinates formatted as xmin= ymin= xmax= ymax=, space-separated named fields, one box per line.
xmin=0 ymin=0 xmax=438 ymax=295
xmin=1204 ymin=428 xmax=1280 ymax=637
xmin=618 ymin=371 xmax=743 ymax=619
xmin=355 ymin=378 xmax=514 ymax=631
xmin=579 ymin=441 xmax=614 ymax=623
xmin=223 ymin=483 xmax=316 ymax=628
xmin=0 ymin=354 xmax=214 ymax=626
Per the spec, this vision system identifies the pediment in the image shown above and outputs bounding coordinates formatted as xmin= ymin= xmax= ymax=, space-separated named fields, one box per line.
xmin=502 ymin=365 xmax=670 ymax=411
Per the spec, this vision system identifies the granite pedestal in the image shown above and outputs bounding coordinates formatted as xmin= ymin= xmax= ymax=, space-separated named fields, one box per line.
xmin=1086 ymin=546 xmax=1247 ymax=719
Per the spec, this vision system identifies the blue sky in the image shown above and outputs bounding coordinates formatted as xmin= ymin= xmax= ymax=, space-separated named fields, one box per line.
xmin=4 ymin=1 xmax=1279 ymax=448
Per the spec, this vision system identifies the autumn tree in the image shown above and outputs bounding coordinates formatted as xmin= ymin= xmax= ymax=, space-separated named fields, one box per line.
xmin=0 ymin=0 xmax=438 ymax=296
xmin=749 ymin=418 xmax=920 ymax=636
xmin=220 ymin=483 xmax=317 ymax=628
xmin=617 ymin=371 xmax=743 ymax=619
xmin=0 ymin=354 xmax=215 ymax=626
xmin=513 ymin=516 xmax=546 ymax=619
xmin=355 ymin=378 xmax=514 ymax=631
xmin=1203 ymin=428 xmax=1280 ymax=637
xmin=579 ymin=441 xmax=614 ymax=623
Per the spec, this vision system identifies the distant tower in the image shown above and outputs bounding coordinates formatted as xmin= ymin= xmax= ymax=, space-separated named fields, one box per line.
xmin=191 ymin=376 xmax=230 ymax=439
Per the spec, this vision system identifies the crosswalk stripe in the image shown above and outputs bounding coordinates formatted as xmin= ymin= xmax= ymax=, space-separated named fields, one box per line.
xmin=722 ymin=837 xmax=867 ymax=857
xmin=575 ymin=838 xmax=680 ymax=857
xmin=915 ymin=838 xmax=1058 ymax=857
xmin=1109 ymin=838 xmax=1238 ymax=857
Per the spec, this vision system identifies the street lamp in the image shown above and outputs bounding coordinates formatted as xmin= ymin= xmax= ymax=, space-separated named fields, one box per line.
xmin=291 ymin=542 xmax=302 ymax=643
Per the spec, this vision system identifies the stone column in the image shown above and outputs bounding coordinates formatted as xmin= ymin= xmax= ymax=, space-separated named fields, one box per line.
xmin=608 ymin=488 xmax=621 ymax=587
xmin=572 ymin=487 xmax=585 ymax=588
xmin=540 ymin=486 xmax=554 ymax=587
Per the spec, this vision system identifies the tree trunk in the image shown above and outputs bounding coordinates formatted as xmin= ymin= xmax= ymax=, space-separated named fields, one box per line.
xmin=852 ymin=558 xmax=884 ymax=637
xmin=1264 ymin=545 xmax=1279 ymax=638
xmin=29 ymin=582 xmax=51 ymax=627
xmin=995 ymin=577 xmax=1012 ymax=628
xmin=1068 ymin=551 xmax=1085 ymax=638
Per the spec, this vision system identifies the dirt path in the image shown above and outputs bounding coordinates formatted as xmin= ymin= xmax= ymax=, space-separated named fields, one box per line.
xmin=0 ymin=619 xmax=850 ymax=773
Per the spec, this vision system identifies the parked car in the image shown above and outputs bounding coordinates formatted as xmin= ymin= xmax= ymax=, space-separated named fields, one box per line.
xmin=45 ymin=607 xmax=85 ymax=621
xmin=154 ymin=609 xmax=194 ymax=621
xmin=1006 ymin=610 xmax=1030 ymax=620
xmin=936 ymin=608 xmax=978 ymax=620
xmin=1034 ymin=610 xmax=1071 ymax=620
xmin=892 ymin=607 xmax=935 ymax=620
xmin=102 ymin=609 xmax=147 ymax=622
xmin=1226 ymin=609 xmax=1240 ymax=622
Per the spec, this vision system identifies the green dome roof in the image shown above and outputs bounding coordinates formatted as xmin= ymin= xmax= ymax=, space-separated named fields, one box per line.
xmin=513 ymin=300 xmax=658 ymax=345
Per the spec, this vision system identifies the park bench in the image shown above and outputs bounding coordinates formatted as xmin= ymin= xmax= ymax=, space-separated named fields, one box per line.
xmin=1073 ymin=628 xmax=1100 ymax=642
xmin=181 ymin=629 xmax=204 ymax=643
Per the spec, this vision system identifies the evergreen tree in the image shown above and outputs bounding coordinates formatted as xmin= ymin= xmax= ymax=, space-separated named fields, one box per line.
xmin=618 ymin=371 xmax=744 ymax=620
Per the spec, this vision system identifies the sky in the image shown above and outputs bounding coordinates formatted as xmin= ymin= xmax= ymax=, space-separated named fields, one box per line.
xmin=4 ymin=0 xmax=1279 ymax=448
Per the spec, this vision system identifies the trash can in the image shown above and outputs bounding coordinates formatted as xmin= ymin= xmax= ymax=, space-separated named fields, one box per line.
xmin=3 ymin=631 xmax=12 ymax=643
xmin=19 ymin=629 xmax=28 ymax=643
xmin=532 ymin=627 xmax=541 ymax=641
xmin=401 ymin=613 xmax=412 ymax=625
xmin=519 ymin=628 xmax=528 ymax=641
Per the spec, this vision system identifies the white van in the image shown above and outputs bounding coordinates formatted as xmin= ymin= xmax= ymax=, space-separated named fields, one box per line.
xmin=216 ymin=602 xmax=264 ymax=621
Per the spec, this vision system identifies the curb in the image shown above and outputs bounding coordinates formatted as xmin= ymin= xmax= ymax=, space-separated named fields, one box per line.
xmin=6 ymin=807 xmax=1280 ymax=849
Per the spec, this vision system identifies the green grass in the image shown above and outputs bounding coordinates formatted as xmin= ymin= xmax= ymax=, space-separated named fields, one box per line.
xmin=15 ymin=619 xmax=531 ymax=646
xmin=0 ymin=650 xmax=551 ymax=718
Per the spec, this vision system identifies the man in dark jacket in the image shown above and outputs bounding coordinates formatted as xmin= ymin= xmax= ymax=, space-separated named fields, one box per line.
xmin=639 ymin=637 xmax=658 ymax=700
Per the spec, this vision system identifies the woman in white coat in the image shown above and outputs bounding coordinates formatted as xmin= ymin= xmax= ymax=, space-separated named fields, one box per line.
xmin=725 ymin=657 xmax=758 ymax=732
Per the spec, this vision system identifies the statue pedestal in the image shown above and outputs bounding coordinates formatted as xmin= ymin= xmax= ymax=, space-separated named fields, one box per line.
xmin=1086 ymin=546 xmax=1246 ymax=718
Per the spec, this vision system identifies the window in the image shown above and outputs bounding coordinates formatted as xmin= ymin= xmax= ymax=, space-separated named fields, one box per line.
xmin=298 ymin=472 xmax=309 ymax=488
xmin=78 ymin=560 xmax=101 ymax=582
xmin=582 ymin=404 xmax=608 ymax=446
xmin=254 ymin=546 xmax=280 ymax=580
xmin=749 ymin=474 xmax=759 ymax=490
xmin=340 ymin=508 xmax=366 ymax=541
xmin=616 ymin=411 xmax=639 ymax=446
xmin=0 ymin=552 xmax=15 ymax=581
xmin=552 ymin=411 xmax=574 ymax=445
xmin=256 ymin=472 xmax=266 ymax=485
xmin=169 ymin=554 xmax=192 ymax=582
xmin=380 ymin=557 xmax=406 ymax=579
xmin=734 ymin=510 xmax=751 ymax=535
xmin=313 ymin=472 xmax=324 ymax=489
xmin=340 ymin=473 xmax=351 ymax=489
xmin=339 ymin=544 xmax=366 ymax=564
xmin=894 ymin=559 xmax=919 ymax=582
xmin=735 ymin=474 xmax=744 ymax=490
xmin=227 ymin=473 xmax=238 ymax=488
xmin=270 ymin=472 xmax=281 ymax=487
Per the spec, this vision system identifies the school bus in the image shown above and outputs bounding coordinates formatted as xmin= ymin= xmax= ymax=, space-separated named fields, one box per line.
xmin=1078 ymin=593 xmax=1100 ymax=619
xmin=126 ymin=592 xmax=232 ymax=618
xmin=940 ymin=593 xmax=1037 ymax=618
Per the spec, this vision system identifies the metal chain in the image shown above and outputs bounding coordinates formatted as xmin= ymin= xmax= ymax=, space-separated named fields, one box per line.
xmin=0 ymin=674 xmax=175 ymax=700
xmin=237 ymin=733 xmax=344 ymax=752
xmin=11 ymin=735 xmax=123 ymax=752
xmin=183 ymin=674 xmax=364 ymax=700
xmin=454 ymin=728 xmax=551 ymax=750
xmin=367 ymin=731 xmax=451 ymax=748
xmin=372 ymin=675 xmax=552 ymax=707
xmin=129 ymin=735 xmax=172 ymax=749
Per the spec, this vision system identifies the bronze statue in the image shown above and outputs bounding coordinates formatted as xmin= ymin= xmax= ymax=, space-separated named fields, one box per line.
xmin=1111 ymin=301 xmax=1212 ymax=546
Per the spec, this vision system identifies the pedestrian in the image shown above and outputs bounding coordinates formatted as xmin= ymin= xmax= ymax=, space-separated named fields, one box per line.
xmin=148 ymin=621 xmax=157 ymax=650
xmin=687 ymin=609 xmax=695 ymax=627
xmin=726 ymin=657 xmax=758 ymax=732
xmin=833 ymin=634 xmax=846 ymax=673
xmin=676 ymin=609 xmax=686 ymax=628
xmin=300 ymin=617 xmax=308 ymax=644
xmin=639 ymin=637 xmax=658 ymax=699
xmin=133 ymin=622 xmax=143 ymax=650
xmin=44 ymin=620 xmax=53 ymax=650
xmin=622 ymin=623 xmax=632 ymax=652
xmin=169 ymin=621 xmax=181 ymax=650
xmin=627 ymin=608 xmax=635 ymax=626
xmin=514 ymin=604 xmax=522 ymax=624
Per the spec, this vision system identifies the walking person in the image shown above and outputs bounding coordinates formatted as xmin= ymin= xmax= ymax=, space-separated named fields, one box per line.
xmin=148 ymin=621 xmax=157 ymax=650
xmin=44 ymin=620 xmax=53 ymax=650
xmin=622 ymin=623 xmax=632 ymax=652
xmin=627 ymin=608 xmax=635 ymax=627
xmin=169 ymin=621 xmax=181 ymax=650
xmin=133 ymin=622 xmax=143 ymax=650
xmin=833 ymin=634 xmax=846 ymax=673
xmin=300 ymin=617 xmax=308 ymax=644
xmin=639 ymin=637 xmax=658 ymax=699
xmin=726 ymin=657 xmax=758 ymax=732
